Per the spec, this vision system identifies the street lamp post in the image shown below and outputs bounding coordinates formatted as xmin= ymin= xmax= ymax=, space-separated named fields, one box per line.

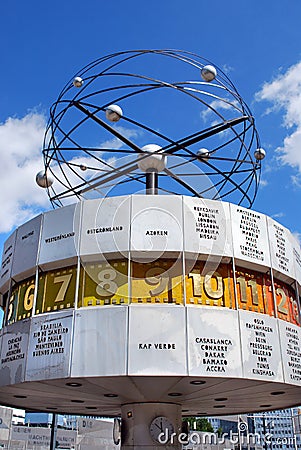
xmin=49 ymin=414 xmax=58 ymax=450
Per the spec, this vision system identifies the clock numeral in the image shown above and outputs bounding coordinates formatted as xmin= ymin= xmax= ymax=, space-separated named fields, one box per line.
xmin=145 ymin=268 xmax=169 ymax=296
xmin=96 ymin=268 xmax=118 ymax=296
xmin=276 ymin=287 xmax=289 ymax=315
xmin=53 ymin=274 xmax=73 ymax=303
xmin=7 ymin=295 xmax=15 ymax=322
xmin=204 ymin=271 xmax=223 ymax=299
xmin=23 ymin=283 xmax=35 ymax=310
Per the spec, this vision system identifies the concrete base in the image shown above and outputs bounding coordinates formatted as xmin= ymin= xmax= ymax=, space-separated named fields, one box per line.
xmin=121 ymin=403 xmax=182 ymax=449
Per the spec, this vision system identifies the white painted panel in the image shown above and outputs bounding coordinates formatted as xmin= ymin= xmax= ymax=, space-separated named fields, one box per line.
xmin=183 ymin=198 xmax=232 ymax=257
xmin=71 ymin=307 xmax=127 ymax=377
xmin=10 ymin=427 xmax=77 ymax=448
xmin=290 ymin=234 xmax=301 ymax=286
xmin=267 ymin=218 xmax=295 ymax=280
xmin=12 ymin=215 xmax=42 ymax=280
xmin=130 ymin=195 xmax=183 ymax=255
xmin=128 ymin=305 xmax=186 ymax=375
xmin=0 ymin=320 xmax=30 ymax=386
xmin=25 ymin=312 xmax=73 ymax=381
xmin=230 ymin=204 xmax=270 ymax=268
xmin=80 ymin=196 xmax=130 ymax=257
xmin=39 ymin=203 xmax=81 ymax=269
xmin=278 ymin=320 xmax=301 ymax=386
xmin=0 ymin=231 xmax=17 ymax=293
xmin=239 ymin=310 xmax=283 ymax=382
xmin=187 ymin=307 xmax=242 ymax=377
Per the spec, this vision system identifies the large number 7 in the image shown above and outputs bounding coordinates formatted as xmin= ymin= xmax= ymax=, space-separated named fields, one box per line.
xmin=53 ymin=274 xmax=73 ymax=303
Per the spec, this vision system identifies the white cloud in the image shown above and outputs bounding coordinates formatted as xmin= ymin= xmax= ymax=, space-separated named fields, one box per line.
xmin=292 ymin=231 xmax=301 ymax=245
xmin=221 ymin=64 xmax=234 ymax=75
xmin=50 ymin=154 xmax=117 ymax=200
xmin=99 ymin=126 xmax=140 ymax=150
xmin=46 ymin=125 xmax=141 ymax=201
xmin=200 ymin=99 xmax=240 ymax=122
xmin=256 ymin=61 xmax=301 ymax=172
xmin=272 ymin=212 xmax=285 ymax=219
xmin=291 ymin=174 xmax=301 ymax=188
xmin=0 ymin=113 xmax=48 ymax=233
xmin=0 ymin=115 xmax=143 ymax=235
xmin=259 ymin=178 xmax=268 ymax=187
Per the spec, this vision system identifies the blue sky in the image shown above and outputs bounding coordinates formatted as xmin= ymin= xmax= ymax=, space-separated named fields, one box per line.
xmin=1 ymin=0 xmax=301 ymax=249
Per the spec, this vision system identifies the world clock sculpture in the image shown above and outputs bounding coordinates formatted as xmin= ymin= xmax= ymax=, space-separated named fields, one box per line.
xmin=0 ymin=50 xmax=301 ymax=449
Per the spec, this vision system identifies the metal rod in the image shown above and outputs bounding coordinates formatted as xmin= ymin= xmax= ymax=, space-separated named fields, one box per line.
xmin=50 ymin=413 xmax=58 ymax=450
xmin=146 ymin=171 xmax=158 ymax=195
xmin=163 ymin=116 xmax=250 ymax=154
xmin=72 ymin=101 xmax=143 ymax=154
xmin=164 ymin=167 xmax=202 ymax=197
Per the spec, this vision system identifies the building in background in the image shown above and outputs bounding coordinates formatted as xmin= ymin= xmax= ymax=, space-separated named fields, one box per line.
xmin=11 ymin=408 xmax=25 ymax=425
xmin=209 ymin=414 xmax=252 ymax=435
xmin=24 ymin=412 xmax=105 ymax=430
xmin=2 ymin=405 xmax=301 ymax=449
xmin=253 ymin=408 xmax=300 ymax=450
xmin=0 ymin=406 xmax=116 ymax=449
xmin=25 ymin=412 xmax=67 ymax=428
xmin=209 ymin=409 xmax=301 ymax=450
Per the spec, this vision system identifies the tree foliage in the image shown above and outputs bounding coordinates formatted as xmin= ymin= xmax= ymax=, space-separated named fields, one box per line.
xmin=184 ymin=417 xmax=214 ymax=432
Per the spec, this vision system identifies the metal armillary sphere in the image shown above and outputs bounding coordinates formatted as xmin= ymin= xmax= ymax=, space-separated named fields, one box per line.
xmin=40 ymin=49 xmax=265 ymax=207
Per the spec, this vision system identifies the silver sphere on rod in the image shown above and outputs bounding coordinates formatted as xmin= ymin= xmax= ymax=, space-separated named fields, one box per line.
xmin=254 ymin=148 xmax=266 ymax=161
xmin=201 ymin=64 xmax=217 ymax=81
xmin=73 ymin=76 xmax=84 ymax=88
xmin=37 ymin=49 xmax=265 ymax=208
xmin=105 ymin=104 xmax=123 ymax=122
xmin=137 ymin=144 xmax=166 ymax=195
xmin=35 ymin=170 xmax=54 ymax=188
xmin=197 ymin=148 xmax=210 ymax=161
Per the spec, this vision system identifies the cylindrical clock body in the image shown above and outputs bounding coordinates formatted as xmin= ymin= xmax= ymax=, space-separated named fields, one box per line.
xmin=0 ymin=194 xmax=301 ymax=427
xmin=121 ymin=403 xmax=182 ymax=449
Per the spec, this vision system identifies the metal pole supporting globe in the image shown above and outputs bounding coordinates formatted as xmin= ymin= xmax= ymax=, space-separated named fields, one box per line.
xmin=137 ymin=144 xmax=166 ymax=173
xmin=201 ymin=65 xmax=217 ymax=81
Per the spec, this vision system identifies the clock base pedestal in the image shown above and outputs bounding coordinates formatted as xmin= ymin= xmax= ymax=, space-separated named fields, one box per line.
xmin=120 ymin=402 xmax=182 ymax=449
